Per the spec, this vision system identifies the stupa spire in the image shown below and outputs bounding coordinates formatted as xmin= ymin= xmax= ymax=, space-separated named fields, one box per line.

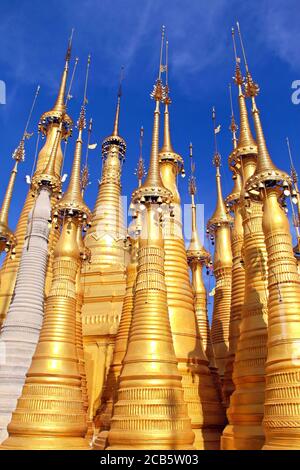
xmin=0 ymin=39 xmax=75 ymax=330
xmin=208 ymin=108 xmax=232 ymax=226
xmin=33 ymin=57 xmax=78 ymax=195
xmin=53 ymin=29 xmax=74 ymax=115
xmin=38 ymin=34 xmax=73 ymax=140
xmin=221 ymin=25 xmax=268 ymax=450
xmin=186 ymin=144 xmax=215 ymax=367
xmin=159 ymin=41 xmax=224 ymax=449
xmin=235 ymin=24 xmax=300 ymax=449
xmin=207 ymin=107 xmax=233 ymax=385
xmin=0 ymin=52 xmax=78 ymax=440
xmin=93 ymin=153 xmax=143 ymax=450
xmin=230 ymin=27 xmax=256 ymax=162
xmin=106 ymin=26 xmax=195 ymax=450
xmin=157 ymin=45 xmax=225 ymax=447
xmin=0 ymin=85 xmax=40 ymax=254
xmin=81 ymin=65 xmax=128 ymax=420
xmin=226 ymin=83 xmax=243 ymax=204
xmin=159 ymin=40 xmax=185 ymax=177
xmin=223 ymin=89 xmax=245 ymax=407
xmin=56 ymin=55 xmax=91 ymax=217
xmin=161 ymin=40 xmax=173 ymax=153
xmin=101 ymin=68 xmax=126 ymax=159
xmin=187 ymin=143 xmax=210 ymax=260
xmin=1 ymin=57 xmax=92 ymax=450
xmin=236 ymin=22 xmax=283 ymax=184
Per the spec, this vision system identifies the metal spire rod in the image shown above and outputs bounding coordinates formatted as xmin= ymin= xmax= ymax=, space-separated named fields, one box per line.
xmin=118 ymin=66 xmax=125 ymax=97
xmin=229 ymin=83 xmax=234 ymax=117
xmin=12 ymin=85 xmax=40 ymax=163
xmin=189 ymin=142 xmax=194 ymax=174
xmin=83 ymin=54 xmax=91 ymax=106
xmin=165 ymin=39 xmax=169 ymax=87
xmin=212 ymin=106 xmax=219 ymax=157
xmin=85 ymin=118 xmax=93 ymax=166
xmin=69 ymin=28 xmax=75 ymax=45
xmin=286 ymin=136 xmax=295 ymax=170
xmin=66 ymin=57 xmax=79 ymax=105
xmin=23 ymin=85 xmax=40 ymax=138
xmin=81 ymin=118 xmax=92 ymax=193
xmin=77 ymin=54 xmax=91 ymax=131
xmin=139 ymin=125 xmax=144 ymax=158
xmin=158 ymin=25 xmax=165 ymax=80
xmin=231 ymin=27 xmax=238 ymax=62
xmin=228 ymin=83 xmax=238 ymax=147
xmin=135 ymin=126 xmax=146 ymax=186
xmin=236 ymin=21 xmax=249 ymax=73
xmin=64 ymin=28 xmax=74 ymax=65
xmin=67 ymin=28 xmax=74 ymax=56
xmin=60 ymin=57 xmax=80 ymax=175
xmin=188 ymin=142 xmax=196 ymax=196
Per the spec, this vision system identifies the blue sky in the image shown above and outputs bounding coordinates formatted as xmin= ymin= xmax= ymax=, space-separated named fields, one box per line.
xmin=0 ymin=0 xmax=299 ymax=314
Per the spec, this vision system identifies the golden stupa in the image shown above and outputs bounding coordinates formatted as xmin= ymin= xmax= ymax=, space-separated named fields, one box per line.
xmin=0 ymin=21 xmax=300 ymax=452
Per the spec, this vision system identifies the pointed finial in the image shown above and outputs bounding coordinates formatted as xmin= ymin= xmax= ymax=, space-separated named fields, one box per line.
xmin=65 ymin=28 xmax=74 ymax=64
xmin=236 ymin=22 xmax=249 ymax=73
xmin=78 ymin=56 xmax=90 ymax=133
xmin=187 ymin=142 xmax=211 ymax=263
xmin=135 ymin=126 xmax=146 ymax=187
xmin=165 ymin=40 xmax=169 ymax=87
xmin=188 ymin=142 xmax=197 ymax=197
xmin=237 ymin=24 xmax=289 ymax=192
xmin=286 ymin=137 xmax=298 ymax=184
xmin=236 ymin=22 xmax=260 ymax=98
xmin=81 ymin=118 xmax=93 ymax=194
xmin=139 ymin=125 xmax=144 ymax=158
xmin=12 ymin=84 xmax=40 ymax=163
xmin=208 ymin=107 xmax=232 ymax=231
xmin=102 ymin=67 xmax=126 ymax=159
xmin=59 ymin=55 xmax=91 ymax=212
xmin=231 ymin=27 xmax=244 ymax=90
xmin=132 ymin=26 xmax=171 ymax=204
xmin=55 ymin=55 xmax=91 ymax=225
xmin=230 ymin=25 xmax=256 ymax=159
xmin=39 ymin=40 xmax=76 ymax=138
xmin=34 ymin=59 xmax=78 ymax=192
xmin=112 ymin=66 xmax=124 ymax=137
xmin=158 ymin=25 xmax=166 ymax=81
xmin=85 ymin=117 xmax=93 ymax=166
xmin=65 ymin=56 xmax=79 ymax=106
xmin=229 ymin=83 xmax=238 ymax=149
xmin=231 ymin=28 xmax=243 ymax=87
xmin=212 ymin=106 xmax=221 ymax=169
xmin=53 ymin=30 xmax=74 ymax=114
xmin=77 ymin=54 xmax=90 ymax=131
xmin=150 ymin=25 xmax=166 ymax=102
xmin=83 ymin=55 xmax=91 ymax=104
xmin=159 ymin=37 xmax=183 ymax=174
xmin=163 ymin=39 xmax=171 ymax=104
xmin=231 ymin=27 xmax=238 ymax=62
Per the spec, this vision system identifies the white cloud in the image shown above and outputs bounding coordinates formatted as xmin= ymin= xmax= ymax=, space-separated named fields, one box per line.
xmin=260 ymin=0 xmax=300 ymax=70
xmin=0 ymin=0 xmax=299 ymax=100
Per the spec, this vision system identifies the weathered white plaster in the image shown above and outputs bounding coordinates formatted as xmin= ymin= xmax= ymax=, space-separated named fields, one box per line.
xmin=0 ymin=188 xmax=51 ymax=443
